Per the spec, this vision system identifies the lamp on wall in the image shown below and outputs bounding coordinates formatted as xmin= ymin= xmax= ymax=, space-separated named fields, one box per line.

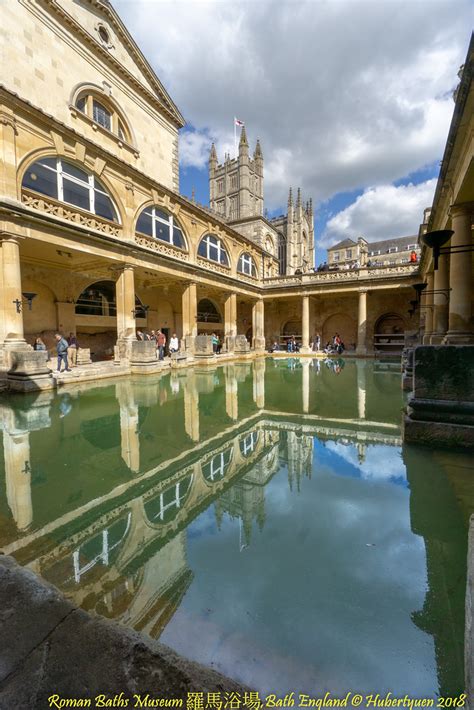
xmin=13 ymin=292 xmax=37 ymax=313
xmin=131 ymin=304 xmax=149 ymax=318
xmin=420 ymin=229 xmax=453 ymax=270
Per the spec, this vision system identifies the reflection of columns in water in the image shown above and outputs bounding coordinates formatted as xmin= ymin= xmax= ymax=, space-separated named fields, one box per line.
xmin=225 ymin=365 xmax=238 ymax=420
xmin=3 ymin=429 xmax=33 ymax=531
xmin=302 ymin=359 xmax=310 ymax=413
xmin=183 ymin=371 xmax=199 ymax=442
xmin=116 ymin=381 xmax=140 ymax=474
xmin=252 ymin=359 xmax=265 ymax=408
xmin=356 ymin=359 xmax=367 ymax=420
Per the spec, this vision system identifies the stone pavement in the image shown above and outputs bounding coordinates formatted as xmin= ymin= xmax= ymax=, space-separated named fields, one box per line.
xmin=0 ymin=556 xmax=246 ymax=710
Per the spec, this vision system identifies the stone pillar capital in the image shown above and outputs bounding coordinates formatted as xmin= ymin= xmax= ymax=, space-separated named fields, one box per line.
xmin=449 ymin=202 xmax=474 ymax=218
xmin=0 ymin=232 xmax=24 ymax=245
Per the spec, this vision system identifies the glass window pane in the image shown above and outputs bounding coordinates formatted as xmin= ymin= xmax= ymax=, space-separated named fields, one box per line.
xmin=198 ymin=241 xmax=207 ymax=257
xmin=155 ymin=222 xmax=170 ymax=242
xmin=38 ymin=157 xmax=58 ymax=170
xmin=62 ymin=162 xmax=89 ymax=183
xmin=208 ymin=235 xmax=218 ymax=246
xmin=209 ymin=244 xmax=218 ymax=261
xmin=63 ymin=178 xmax=90 ymax=211
xmin=154 ymin=209 xmax=170 ymax=223
xmin=93 ymin=100 xmax=111 ymax=130
xmin=172 ymin=227 xmax=184 ymax=248
xmin=94 ymin=191 xmax=116 ymax=221
xmin=76 ymin=96 xmax=87 ymax=114
xmin=22 ymin=161 xmax=58 ymax=199
xmin=220 ymin=249 xmax=229 ymax=266
xmin=136 ymin=211 xmax=153 ymax=236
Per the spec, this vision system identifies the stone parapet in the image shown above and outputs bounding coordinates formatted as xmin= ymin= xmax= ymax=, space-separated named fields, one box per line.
xmin=0 ymin=556 xmax=246 ymax=709
xmin=6 ymin=349 xmax=54 ymax=392
xmin=403 ymin=345 xmax=474 ymax=448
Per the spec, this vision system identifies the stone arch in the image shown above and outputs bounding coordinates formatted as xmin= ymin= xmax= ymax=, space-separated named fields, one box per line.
xmin=197 ymin=298 xmax=222 ymax=324
xmin=322 ymin=313 xmax=356 ymax=347
xmin=374 ymin=312 xmax=406 ymax=335
xmin=282 ymin=319 xmax=302 ymax=337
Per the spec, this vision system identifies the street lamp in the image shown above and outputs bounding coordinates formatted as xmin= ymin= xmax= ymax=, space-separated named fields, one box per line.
xmin=13 ymin=292 xmax=37 ymax=313
xmin=420 ymin=229 xmax=453 ymax=270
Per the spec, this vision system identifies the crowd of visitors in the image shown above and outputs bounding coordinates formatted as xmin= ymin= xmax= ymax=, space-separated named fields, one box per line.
xmin=269 ymin=331 xmax=345 ymax=355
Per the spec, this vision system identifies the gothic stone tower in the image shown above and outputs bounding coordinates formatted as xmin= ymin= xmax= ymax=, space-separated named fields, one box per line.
xmin=209 ymin=126 xmax=263 ymax=220
xmin=209 ymin=126 xmax=314 ymax=275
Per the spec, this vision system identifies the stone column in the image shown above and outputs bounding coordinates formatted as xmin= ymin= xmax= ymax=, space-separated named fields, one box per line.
xmin=225 ymin=365 xmax=238 ymax=420
xmin=0 ymin=236 xmax=26 ymax=346
xmin=422 ymin=272 xmax=434 ymax=344
xmin=252 ymin=299 xmax=265 ymax=351
xmin=356 ymin=289 xmax=368 ymax=355
xmin=181 ymin=281 xmax=197 ymax=352
xmin=4 ymin=430 xmax=33 ymax=532
xmin=302 ymin=359 xmax=310 ymax=413
xmin=445 ymin=203 xmax=473 ymax=343
xmin=431 ymin=252 xmax=449 ymax=344
xmin=224 ymin=292 xmax=237 ymax=353
xmin=116 ymin=265 xmax=136 ymax=341
xmin=301 ymin=296 xmax=310 ymax=353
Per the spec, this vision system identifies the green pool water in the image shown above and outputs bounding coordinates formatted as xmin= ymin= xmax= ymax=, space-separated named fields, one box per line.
xmin=0 ymin=358 xmax=471 ymax=699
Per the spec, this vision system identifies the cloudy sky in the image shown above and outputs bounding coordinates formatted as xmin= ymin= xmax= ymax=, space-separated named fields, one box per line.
xmin=115 ymin=0 xmax=471 ymax=263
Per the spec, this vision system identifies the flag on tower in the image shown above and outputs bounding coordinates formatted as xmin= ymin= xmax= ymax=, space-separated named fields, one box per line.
xmin=234 ymin=117 xmax=245 ymax=127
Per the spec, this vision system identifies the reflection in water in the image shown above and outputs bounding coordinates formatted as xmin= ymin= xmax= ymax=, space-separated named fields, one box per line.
xmin=0 ymin=358 xmax=471 ymax=697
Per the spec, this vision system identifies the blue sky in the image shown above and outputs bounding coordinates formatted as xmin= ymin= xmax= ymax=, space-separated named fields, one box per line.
xmin=115 ymin=0 xmax=472 ymax=267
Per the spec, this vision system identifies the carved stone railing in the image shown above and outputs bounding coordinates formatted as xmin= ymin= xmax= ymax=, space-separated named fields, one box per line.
xmin=134 ymin=232 xmax=189 ymax=261
xmin=263 ymin=263 xmax=419 ymax=287
xmin=196 ymin=257 xmax=232 ymax=276
xmin=22 ymin=190 xmax=121 ymax=237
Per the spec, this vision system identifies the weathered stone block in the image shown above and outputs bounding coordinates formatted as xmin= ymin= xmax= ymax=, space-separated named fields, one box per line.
xmin=76 ymin=347 xmax=91 ymax=365
xmin=234 ymin=335 xmax=250 ymax=353
xmin=194 ymin=335 xmax=214 ymax=358
xmin=7 ymin=350 xmax=53 ymax=392
xmin=412 ymin=345 xmax=474 ymax=401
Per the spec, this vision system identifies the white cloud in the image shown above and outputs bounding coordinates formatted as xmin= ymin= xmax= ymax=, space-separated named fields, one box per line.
xmin=114 ymin=0 xmax=470 ymax=211
xmin=179 ymin=129 xmax=214 ymax=170
xmin=321 ymin=179 xmax=437 ymax=246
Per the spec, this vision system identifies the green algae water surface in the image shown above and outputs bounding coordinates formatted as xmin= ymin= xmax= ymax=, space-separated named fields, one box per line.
xmin=0 ymin=358 xmax=470 ymax=700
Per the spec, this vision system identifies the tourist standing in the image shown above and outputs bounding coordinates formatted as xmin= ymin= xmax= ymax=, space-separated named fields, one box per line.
xmin=55 ymin=333 xmax=71 ymax=372
xmin=34 ymin=337 xmax=46 ymax=351
xmin=67 ymin=332 xmax=78 ymax=368
xmin=157 ymin=329 xmax=166 ymax=360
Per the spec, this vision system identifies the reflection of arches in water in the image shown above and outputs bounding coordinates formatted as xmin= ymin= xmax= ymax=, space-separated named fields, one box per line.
xmin=374 ymin=313 xmax=405 ymax=335
xmin=81 ymin=414 xmax=120 ymax=450
xmin=239 ymin=430 xmax=259 ymax=457
xmin=322 ymin=313 xmax=356 ymax=347
xmin=144 ymin=475 xmax=193 ymax=525
xmin=75 ymin=280 xmax=147 ymax=318
xmin=202 ymin=447 xmax=233 ymax=483
xmin=72 ymin=512 xmax=132 ymax=583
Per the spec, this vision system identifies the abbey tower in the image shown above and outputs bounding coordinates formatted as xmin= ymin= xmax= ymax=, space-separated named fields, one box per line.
xmin=209 ymin=126 xmax=315 ymax=276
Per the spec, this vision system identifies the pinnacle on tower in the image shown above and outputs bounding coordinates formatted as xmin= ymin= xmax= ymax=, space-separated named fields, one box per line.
xmin=309 ymin=198 xmax=313 ymax=216
xmin=288 ymin=187 xmax=293 ymax=206
xmin=209 ymin=143 xmax=217 ymax=164
xmin=239 ymin=125 xmax=249 ymax=147
xmin=296 ymin=187 xmax=301 ymax=207
xmin=254 ymin=139 xmax=263 ymax=159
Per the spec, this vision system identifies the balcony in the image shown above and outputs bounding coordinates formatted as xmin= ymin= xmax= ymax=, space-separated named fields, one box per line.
xmin=263 ymin=262 xmax=420 ymax=287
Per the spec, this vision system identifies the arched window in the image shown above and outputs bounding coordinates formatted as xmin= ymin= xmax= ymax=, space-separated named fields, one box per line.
xmin=239 ymin=430 xmax=259 ymax=458
xmin=202 ymin=447 xmax=233 ymax=483
xmin=198 ymin=234 xmax=230 ymax=267
xmin=75 ymin=92 xmax=129 ymax=141
xmin=136 ymin=206 xmax=186 ymax=249
xmin=238 ymin=252 xmax=258 ymax=278
xmin=22 ymin=157 xmax=118 ymax=222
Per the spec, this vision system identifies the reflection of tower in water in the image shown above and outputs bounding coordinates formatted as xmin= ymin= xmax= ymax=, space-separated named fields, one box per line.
xmin=281 ymin=429 xmax=314 ymax=491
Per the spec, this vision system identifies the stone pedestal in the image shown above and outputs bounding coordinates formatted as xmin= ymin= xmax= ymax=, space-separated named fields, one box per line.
xmin=234 ymin=335 xmax=250 ymax=354
xmin=6 ymin=349 xmax=53 ymax=392
xmin=193 ymin=335 xmax=214 ymax=359
xmin=403 ymin=345 xmax=474 ymax=448
xmin=130 ymin=340 xmax=159 ymax=374
xmin=76 ymin=348 xmax=92 ymax=365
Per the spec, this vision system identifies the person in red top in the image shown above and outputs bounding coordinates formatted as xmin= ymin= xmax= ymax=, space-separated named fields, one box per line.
xmin=410 ymin=250 xmax=418 ymax=263
xmin=157 ymin=329 xmax=166 ymax=361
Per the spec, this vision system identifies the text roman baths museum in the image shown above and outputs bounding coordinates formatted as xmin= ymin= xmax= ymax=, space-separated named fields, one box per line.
xmin=0 ymin=1 xmax=473 ymax=708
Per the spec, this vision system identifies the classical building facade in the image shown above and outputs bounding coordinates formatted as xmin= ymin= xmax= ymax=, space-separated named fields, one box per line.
xmin=0 ymin=0 xmax=430 ymax=390
xmin=327 ymin=235 xmax=421 ymax=270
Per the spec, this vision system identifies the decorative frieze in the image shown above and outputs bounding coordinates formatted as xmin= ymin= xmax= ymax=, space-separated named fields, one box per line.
xmin=22 ymin=190 xmax=121 ymax=237
xmin=134 ymin=232 xmax=189 ymax=260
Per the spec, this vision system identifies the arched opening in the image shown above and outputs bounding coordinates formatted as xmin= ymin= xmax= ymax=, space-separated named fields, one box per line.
xmin=197 ymin=298 xmax=223 ymax=334
xmin=322 ymin=313 xmax=356 ymax=350
xmin=280 ymin=319 xmax=301 ymax=348
xmin=374 ymin=313 xmax=405 ymax=354
xmin=74 ymin=281 xmax=147 ymax=360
